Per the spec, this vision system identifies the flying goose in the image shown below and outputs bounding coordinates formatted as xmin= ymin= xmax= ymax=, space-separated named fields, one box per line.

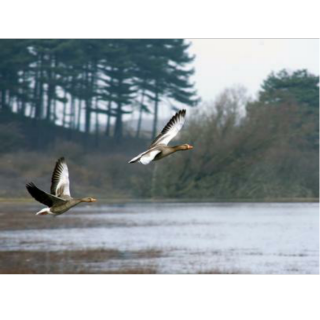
xmin=26 ymin=157 xmax=96 ymax=216
xmin=129 ymin=109 xmax=193 ymax=165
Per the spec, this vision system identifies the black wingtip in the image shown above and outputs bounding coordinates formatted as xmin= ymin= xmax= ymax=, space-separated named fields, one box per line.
xmin=172 ymin=109 xmax=186 ymax=119
xmin=54 ymin=157 xmax=67 ymax=167
xmin=57 ymin=157 xmax=65 ymax=163
xmin=178 ymin=109 xmax=186 ymax=119
xmin=26 ymin=182 xmax=37 ymax=195
xmin=26 ymin=182 xmax=35 ymax=189
xmin=178 ymin=109 xmax=186 ymax=117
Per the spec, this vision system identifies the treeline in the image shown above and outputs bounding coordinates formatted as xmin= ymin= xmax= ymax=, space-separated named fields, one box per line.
xmin=0 ymin=39 xmax=198 ymax=144
xmin=153 ymin=70 xmax=319 ymax=199
xmin=0 ymin=68 xmax=318 ymax=200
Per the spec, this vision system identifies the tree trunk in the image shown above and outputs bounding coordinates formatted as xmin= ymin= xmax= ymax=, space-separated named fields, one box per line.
xmin=77 ymin=99 xmax=82 ymax=131
xmin=114 ymin=102 xmax=123 ymax=142
xmin=114 ymin=76 xmax=124 ymax=142
xmin=152 ymin=85 xmax=159 ymax=139
xmin=84 ymin=65 xmax=92 ymax=134
xmin=62 ymin=90 xmax=68 ymax=127
xmin=51 ymin=56 xmax=57 ymax=123
xmin=71 ymin=95 xmax=76 ymax=129
xmin=46 ymin=55 xmax=53 ymax=121
xmin=105 ymin=99 xmax=112 ymax=137
xmin=69 ymin=67 xmax=76 ymax=129
xmin=34 ymin=54 xmax=44 ymax=119
xmin=0 ymin=88 xmax=7 ymax=111
xmin=105 ymin=73 xmax=114 ymax=137
xmin=8 ymin=93 xmax=14 ymax=111
xmin=136 ymin=90 xmax=145 ymax=138
xmin=94 ymin=98 xmax=99 ymax=146
xmin=20 ymin=70 xmax=27 ymax=116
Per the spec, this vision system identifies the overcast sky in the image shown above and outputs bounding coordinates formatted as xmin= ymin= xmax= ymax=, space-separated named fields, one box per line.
xmin=187 ymin=39 xmax=319 ymax=102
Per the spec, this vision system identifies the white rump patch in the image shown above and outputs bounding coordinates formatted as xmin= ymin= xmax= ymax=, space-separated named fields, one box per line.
xmin=140 ymin=150 xmax=161 ymax=165
xmin=36 ymin=208 xmax=52 ymax=216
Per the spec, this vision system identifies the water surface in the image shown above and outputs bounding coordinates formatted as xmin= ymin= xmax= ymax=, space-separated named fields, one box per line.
xmin=0 ymin=202 xmax=318 ymax=274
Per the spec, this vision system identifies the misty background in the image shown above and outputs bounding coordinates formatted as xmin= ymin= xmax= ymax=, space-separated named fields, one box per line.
xmin=0 ymin=39 xmax=319 ymax=200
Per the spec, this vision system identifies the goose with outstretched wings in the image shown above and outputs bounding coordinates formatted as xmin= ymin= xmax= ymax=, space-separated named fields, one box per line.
xmin=128 ymin=109 xmax=193 ymax=165
xmin=26 ymin=157 xmax=96 ymax=216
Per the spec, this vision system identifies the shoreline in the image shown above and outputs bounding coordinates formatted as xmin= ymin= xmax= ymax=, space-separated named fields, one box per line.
xmin=0 ymin=197 xmax=319 ymax=204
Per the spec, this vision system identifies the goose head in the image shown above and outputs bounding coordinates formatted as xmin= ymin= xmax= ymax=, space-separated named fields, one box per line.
xmin=178 ymin=144 xmax=194 ymax=150
xmin=81 ymin=197 xmax=97 ymax=203
xmin=173 ymin=144 xmax=193 ymax=152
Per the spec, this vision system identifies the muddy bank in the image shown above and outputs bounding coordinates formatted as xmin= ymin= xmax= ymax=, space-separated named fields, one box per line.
xmin=0 ymin=248 xmax=160 ymax=274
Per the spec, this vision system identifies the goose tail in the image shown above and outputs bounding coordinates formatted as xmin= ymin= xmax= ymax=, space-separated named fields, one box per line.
xmin=36 ymin=208 xmax=51 ymax=216
xmin=128 ymin=155 xmax=141 ymax=164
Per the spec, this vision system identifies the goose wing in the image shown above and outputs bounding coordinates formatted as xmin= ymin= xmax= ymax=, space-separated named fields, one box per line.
xmin=26 ymin=183 xmax=66 ymax=207
xmin=50 ymin=157 xmax=71 ymax=199
xmin=149 ymin=109 xmax=186 ymax=148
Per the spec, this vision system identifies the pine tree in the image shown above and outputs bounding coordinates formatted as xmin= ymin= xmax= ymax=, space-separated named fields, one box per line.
xmin=99 ymin=40 xmax=137 ymax=141
xmin=0 ymin=39 xmax=199 ymax=144
xmin=130 ymin=39 xmax=199 ymax=139
xmin=0 ymin=40 xmax=33 ymax=112
xmin=259 ymin=69 xmax=319 ymax=111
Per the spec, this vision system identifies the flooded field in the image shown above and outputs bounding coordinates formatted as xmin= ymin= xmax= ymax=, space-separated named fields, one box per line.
xmin=0 ymin=202 xmax=318 ymax=274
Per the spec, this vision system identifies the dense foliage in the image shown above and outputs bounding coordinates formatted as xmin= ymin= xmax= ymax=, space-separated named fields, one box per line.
xmin=0 ymin=39 xmax=198 ymax=145
xmin=154 ymin=70 xmax=319 ymax=199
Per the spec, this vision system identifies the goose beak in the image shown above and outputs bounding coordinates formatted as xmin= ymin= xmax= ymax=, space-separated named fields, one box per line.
xmin=188 ymin=145 xmax=194 ymax=150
